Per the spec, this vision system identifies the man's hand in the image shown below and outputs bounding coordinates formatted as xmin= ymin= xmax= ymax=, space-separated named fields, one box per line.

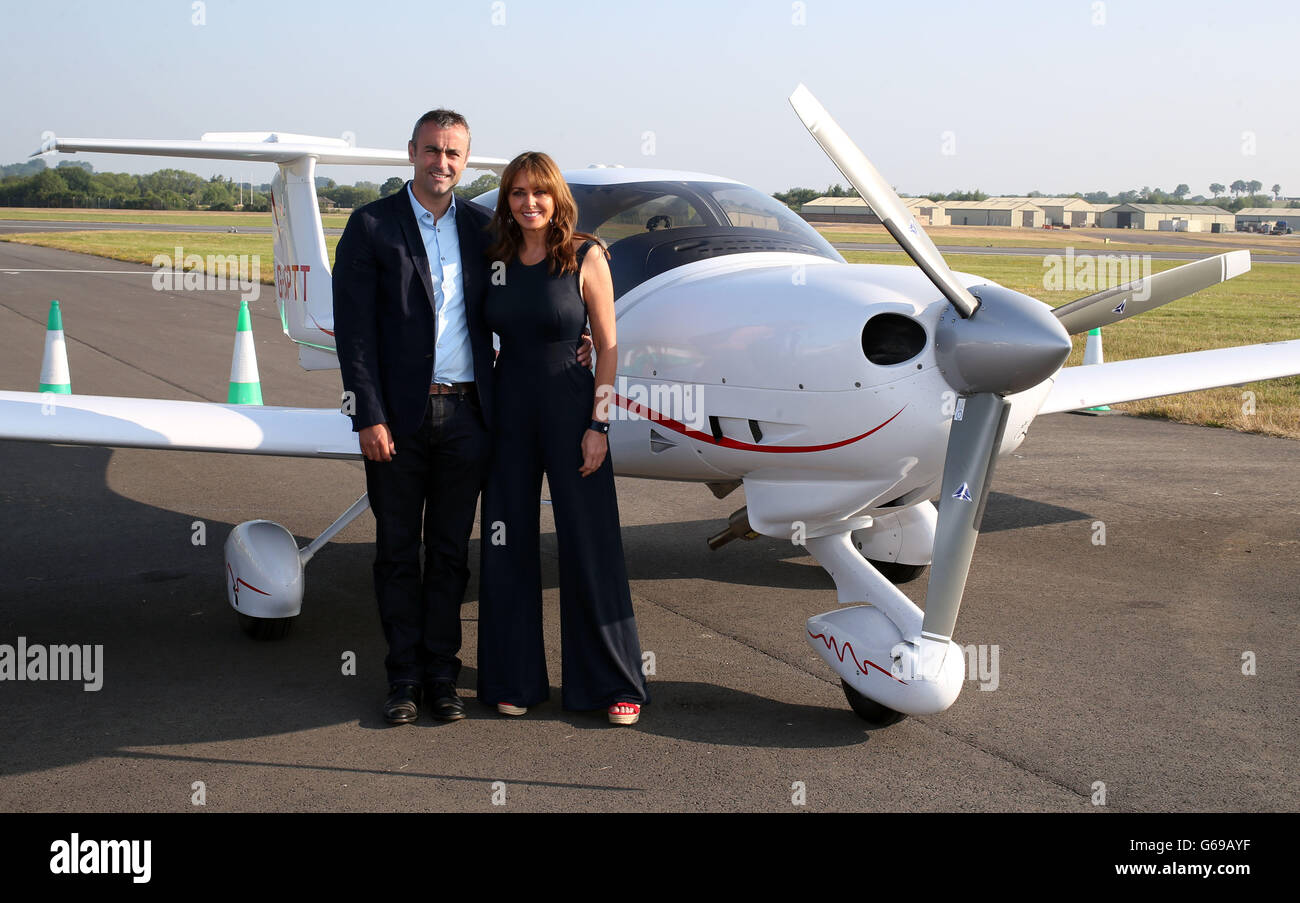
xmin=577 ymin=331 xmax=594 ymax=369
xmin=359 ymin=423 xmax=396 ymax=462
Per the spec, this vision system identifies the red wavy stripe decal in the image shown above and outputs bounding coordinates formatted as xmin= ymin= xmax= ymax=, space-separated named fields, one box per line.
xmin=613 ymin=395 xmax=904 ymax=454
xmin=808 ymin=630 xmax=904 ymax=683
xmin=227 ymin=563 xmax=271 ymax=596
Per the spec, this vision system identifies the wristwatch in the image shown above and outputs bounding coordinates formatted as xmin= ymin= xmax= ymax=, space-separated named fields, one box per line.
xmin=589 ymin=420 xmax=610 ymax=434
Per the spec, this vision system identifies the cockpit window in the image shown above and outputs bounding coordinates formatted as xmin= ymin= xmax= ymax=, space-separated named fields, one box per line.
xmin=572 ymin=181 xmax=841 ymax=298
xmin=475 ymin=179 xmax=842 ymax=299
xmin=594 ymin=193 xmax=705 ymax=243
xmin=712 ymin=187 xmax=800 ymax=233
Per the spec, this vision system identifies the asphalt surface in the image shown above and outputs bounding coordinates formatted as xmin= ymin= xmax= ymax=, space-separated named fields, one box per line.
xmin=0 ymin=241 xmax=1296 ymax=812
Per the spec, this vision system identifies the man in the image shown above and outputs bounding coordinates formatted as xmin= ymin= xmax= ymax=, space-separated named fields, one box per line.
xmin=332 ymin=109 xmax=591 ymax=725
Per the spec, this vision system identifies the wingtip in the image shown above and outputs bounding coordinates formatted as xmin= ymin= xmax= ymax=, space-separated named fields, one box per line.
xmin=30 ymin=134 xmax=59 ymax=157
xmin=1224 ymin=248 xmax=1251 ymax=280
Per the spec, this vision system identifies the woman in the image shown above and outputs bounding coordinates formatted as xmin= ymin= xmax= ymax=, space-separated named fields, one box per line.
xmin=476 ymin=151 xmax=649 ymax=725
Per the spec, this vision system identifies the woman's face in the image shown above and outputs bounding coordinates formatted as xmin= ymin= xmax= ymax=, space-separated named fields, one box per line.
xmin=508 ymin=172 xmax=555 ymax=235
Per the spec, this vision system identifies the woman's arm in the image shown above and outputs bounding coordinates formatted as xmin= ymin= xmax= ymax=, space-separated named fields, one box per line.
xmin=579 ymin=244 xmax=616 ymax=477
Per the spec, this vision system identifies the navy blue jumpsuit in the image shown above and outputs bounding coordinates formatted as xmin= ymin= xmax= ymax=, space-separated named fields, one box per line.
xmin=477 ymin=241 xmax=649 ymax=711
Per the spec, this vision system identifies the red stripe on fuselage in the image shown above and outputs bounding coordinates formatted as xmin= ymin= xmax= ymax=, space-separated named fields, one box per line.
xmin=612 ymin=394 xmax=904 ymax=454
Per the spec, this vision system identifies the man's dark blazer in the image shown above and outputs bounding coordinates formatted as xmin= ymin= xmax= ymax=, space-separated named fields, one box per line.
xmin=332 ymin=185 xmax=495 ymax=437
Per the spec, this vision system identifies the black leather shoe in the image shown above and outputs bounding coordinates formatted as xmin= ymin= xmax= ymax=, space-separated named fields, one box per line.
xmin=426 ymin=681 xmax=466 ymax=722
xmin=383 ymin=683 xmax=421 ymax=725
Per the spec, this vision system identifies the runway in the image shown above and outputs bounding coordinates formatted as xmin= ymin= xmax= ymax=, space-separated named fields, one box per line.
xmin=0 ymin=241 xmax=1296 ymax=812
xmin=833 ymin=242 xmax=1300 ymax=265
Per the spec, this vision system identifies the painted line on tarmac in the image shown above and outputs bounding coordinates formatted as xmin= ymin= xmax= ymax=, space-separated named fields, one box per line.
xmin=3 ymin=268 xmax=157 ymax=274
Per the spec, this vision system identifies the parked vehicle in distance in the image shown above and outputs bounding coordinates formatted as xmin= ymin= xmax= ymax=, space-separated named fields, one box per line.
xmin=1271 ymin=222 xmax=1293 ymax=235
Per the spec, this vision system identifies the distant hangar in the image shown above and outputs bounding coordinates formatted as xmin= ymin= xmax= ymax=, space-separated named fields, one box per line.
xmin=802 ymin=195 xmax=1296 ymax=233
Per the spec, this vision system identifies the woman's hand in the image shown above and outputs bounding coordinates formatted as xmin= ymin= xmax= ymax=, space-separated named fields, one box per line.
xmin=579 ymin=429 xmax=608 ymax=477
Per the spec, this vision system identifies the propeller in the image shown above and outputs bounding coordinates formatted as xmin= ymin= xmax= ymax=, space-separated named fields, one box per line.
xmin=789 ymin=85 xmax=1071 ymax=677
xmin=1052 ymin=250 xmax=1251 ymax=335
xmin=789 ymin=85 xmax=980 ymax=319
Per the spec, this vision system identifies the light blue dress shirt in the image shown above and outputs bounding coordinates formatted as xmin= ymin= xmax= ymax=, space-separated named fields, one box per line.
xmin=407 ymin=181 xmax=473 ymax=385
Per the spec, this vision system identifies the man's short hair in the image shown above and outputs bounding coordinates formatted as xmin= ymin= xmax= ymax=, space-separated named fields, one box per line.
xmin=410 ymin=109 xmax=470 ymax=146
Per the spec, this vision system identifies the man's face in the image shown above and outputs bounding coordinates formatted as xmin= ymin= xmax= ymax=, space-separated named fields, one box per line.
xmin=407 ymin=122 xmax=469 ymax=205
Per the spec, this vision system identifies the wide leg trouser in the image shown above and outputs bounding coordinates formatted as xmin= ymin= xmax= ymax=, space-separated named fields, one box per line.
xmin=364 ymin=393 xmax=489 ymax=687
xmin=478 ymin=350 xmax=649 ymax=711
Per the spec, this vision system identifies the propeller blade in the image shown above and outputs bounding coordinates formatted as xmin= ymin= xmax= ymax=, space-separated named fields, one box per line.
xmin=1052 ymin=250 xmax=1250 ymax=335
xmin=920 ymin=391 xmax=1010 ymax=645
xmin=789 ymin=84 xmax=981 ymax=319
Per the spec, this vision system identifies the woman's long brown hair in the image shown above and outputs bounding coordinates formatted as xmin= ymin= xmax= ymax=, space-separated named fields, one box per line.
xmin=487 ymin=151 xmax=603 ymax=276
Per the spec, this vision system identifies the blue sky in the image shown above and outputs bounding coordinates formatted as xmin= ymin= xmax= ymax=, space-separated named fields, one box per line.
xmin=3 ymin=0 xmax=1298 ymax=196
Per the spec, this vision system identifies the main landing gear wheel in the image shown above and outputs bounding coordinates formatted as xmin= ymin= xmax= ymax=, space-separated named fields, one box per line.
xmin=841 ymin=680 xmax=907 ymax=727
xmin=237 ymin=612 xmax=295 ymax=641
xmin=869 ymin=559 xmax=928 ymax=584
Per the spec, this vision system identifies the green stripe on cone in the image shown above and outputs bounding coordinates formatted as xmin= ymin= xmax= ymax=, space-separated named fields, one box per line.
xmin=227 ymin=381 xmax=263 ymax=404
xmin=227 ymin=299 xmax=263 ymax=404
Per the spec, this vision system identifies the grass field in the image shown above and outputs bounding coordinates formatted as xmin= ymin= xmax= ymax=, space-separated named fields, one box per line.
xmin=0 ymin=230 xmax=334 ymax=281
xmin=3 ymin=229 xmax=1297 ymax=437
xmin=0 ymin=207 xmax=353 ymax=229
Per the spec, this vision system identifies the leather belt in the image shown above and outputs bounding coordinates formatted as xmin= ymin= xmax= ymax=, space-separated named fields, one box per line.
xmin=429 ymin=382 xmax=476 ymax=397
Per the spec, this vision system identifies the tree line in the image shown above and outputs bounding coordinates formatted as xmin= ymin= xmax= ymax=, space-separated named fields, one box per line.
xmin=0 ymin=160 xmax=502 ymax=212
xmin=772 ymin=182 xmax=1295 ymax=212
xmin=3 ymin=161 xmax=1289 ymax=216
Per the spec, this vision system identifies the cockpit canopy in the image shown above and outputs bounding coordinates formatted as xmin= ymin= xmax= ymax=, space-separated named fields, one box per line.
xmin=474 ymin=179 xmax=843 ymax=299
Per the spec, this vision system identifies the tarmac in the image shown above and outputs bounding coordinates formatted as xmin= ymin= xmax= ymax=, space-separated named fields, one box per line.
xmin=0 ymin=240 xmax=1296 ymax=812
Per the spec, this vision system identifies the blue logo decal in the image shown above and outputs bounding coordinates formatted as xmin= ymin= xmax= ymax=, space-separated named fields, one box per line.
xmin=953 ymin=482 xmax=973 ymax=502
xmin=1113 ymin=298 xmax=1127 ymax=315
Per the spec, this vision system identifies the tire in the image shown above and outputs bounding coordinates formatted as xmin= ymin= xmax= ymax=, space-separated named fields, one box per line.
xmin=841 ymin=680 xmax=907 ymax=728
xmin=869 ymin=559 xmax=928 ymax=584
xmin=237 ymin=612 xmax=295 ymax=641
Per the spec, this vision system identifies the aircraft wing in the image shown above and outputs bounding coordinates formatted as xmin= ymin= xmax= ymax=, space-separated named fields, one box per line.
xmin=0 ymin=391 xmax=360 ymax=459
xmin=1040 ymin=340 xmax=1300 ymax=414
xmin=32 ymin=133 xmax=511 ymax=173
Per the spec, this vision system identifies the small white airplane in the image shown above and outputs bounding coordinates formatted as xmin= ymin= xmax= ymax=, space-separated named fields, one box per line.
xmin=4 ymin=85 xmax=1297 ymax=726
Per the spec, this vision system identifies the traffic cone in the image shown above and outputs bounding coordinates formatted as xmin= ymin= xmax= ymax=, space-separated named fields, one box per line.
xmin=227 ymin=299 xmax=263 ymax=404
xmin=1083 ymin=327 xmax=1109 ymax=412
xmin=38 ymin=300 xmax=71 ymax=393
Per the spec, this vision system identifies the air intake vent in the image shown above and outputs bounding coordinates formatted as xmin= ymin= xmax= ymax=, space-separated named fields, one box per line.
xmin=862 ymin=313 xmax=927 ymax=365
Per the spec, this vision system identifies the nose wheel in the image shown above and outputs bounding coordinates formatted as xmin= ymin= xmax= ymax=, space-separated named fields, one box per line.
xmin=237 ymin=612 xmax=295 ymax=641
xmin=841 ymin=680 xmax=906 ymax=727
xmin=869 ymin=559 xmax=927 ymax=585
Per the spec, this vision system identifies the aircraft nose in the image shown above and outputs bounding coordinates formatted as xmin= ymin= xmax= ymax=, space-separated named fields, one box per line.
xmin=934 ymin=284 xmax=1072 ymax=396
